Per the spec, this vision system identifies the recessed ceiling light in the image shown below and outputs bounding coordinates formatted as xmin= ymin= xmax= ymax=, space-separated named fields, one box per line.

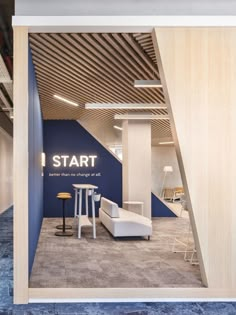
xmin=53 ymin=94 xmax=79 ymax=107
xmin=159 ymin=141 xmax=174 ymax=145
xmin=85 ymin=103 xmax=166 ymax=110
xmin=134 ymin=80 xmax=162 ymax=88
xmin=113 ymin=125 xmax=123 ymax=131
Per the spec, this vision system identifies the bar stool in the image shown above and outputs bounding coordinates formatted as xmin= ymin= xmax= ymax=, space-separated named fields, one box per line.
xmin=55 ymin=192 xmax=73 ymax=237
xmin=56 ymin=192 xmax=72 ymax=230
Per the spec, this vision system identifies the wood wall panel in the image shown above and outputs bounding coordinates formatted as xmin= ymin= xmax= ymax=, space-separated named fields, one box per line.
xmin=153 ymin=27 xmax=236 ymax=290
xmin=13 ymin=26 xmax=29 ymax=304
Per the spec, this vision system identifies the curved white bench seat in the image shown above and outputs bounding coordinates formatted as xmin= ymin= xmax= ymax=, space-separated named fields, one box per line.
xmin=99 ymin=197 xmax=152 ymax=238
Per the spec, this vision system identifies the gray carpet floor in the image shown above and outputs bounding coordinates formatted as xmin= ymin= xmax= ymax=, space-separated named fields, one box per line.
xmin=30 ymin=216 xmax=202 ymax=288
xmin=2 ymin=208 xmax=236 ymax=314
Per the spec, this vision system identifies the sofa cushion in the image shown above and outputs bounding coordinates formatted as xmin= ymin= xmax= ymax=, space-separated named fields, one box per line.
xmin=100 ymin=197 xmax=120 ymax=218
xmin=99 ymin=207 xmax=152 ymax=237
xmin=118 ymin=208 xmax=151 ymax=224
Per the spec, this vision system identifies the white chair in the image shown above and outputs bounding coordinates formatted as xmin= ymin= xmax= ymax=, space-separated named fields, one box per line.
xmin=171 ymin=205 xmax=199 ymax=265
xmin=179 ymin=195 xmax=187 ymax=217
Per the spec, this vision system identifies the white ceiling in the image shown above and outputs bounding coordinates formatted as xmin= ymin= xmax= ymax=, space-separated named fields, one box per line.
xmin=16 ymin=0 xmax=236 ymax=16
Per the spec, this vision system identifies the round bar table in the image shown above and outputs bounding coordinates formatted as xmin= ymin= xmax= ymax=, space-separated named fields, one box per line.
xmin=73 ymin=184 xmax=98 ymax=239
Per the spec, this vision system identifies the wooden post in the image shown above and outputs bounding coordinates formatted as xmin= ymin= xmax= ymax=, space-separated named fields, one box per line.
xmin=13 ymin=26 xmax=29 ymax=304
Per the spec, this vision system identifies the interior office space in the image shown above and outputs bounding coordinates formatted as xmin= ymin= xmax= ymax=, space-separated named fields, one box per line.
xmin=26 ymin=30 xmax=201 ymax=292
xmin=11 ymin=0 xmax=236 ymax=306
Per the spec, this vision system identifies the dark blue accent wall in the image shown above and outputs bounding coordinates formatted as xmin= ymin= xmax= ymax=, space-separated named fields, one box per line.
xmin=28 ymin=48 xmax=44 ymax=274
xmin=151 ymin=193 xmax=176 ymax=217
xmin=43 ymin=120 xmax=175 ymax=218
xmin=43 ymin=120 xmax=122 ymax=217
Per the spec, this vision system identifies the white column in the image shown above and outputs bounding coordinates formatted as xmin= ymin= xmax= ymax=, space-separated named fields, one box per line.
xmin=122 ymin=119 xmax=151 ymax=219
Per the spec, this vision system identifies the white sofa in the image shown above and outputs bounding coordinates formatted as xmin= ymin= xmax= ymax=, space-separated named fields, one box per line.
xmin=99 ymin=197 xmax=152 ymax=239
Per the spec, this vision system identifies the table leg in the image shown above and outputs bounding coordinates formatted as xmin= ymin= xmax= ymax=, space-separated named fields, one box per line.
xmin=74 ymin=188 xmax=78 ymax=218
xmin=78 ymin=188 xmax=82 ymax=239
xmin=62 ymin=199 xmax=65 ymax=233
xmin=86 ymin=189 xmax=88 ymax=216
xmin=91 ymin=189 xmax=96 ymax=239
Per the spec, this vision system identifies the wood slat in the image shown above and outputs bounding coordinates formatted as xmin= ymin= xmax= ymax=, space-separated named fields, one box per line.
xmin=29 ymin=33 xmax=172 ymax=141
xmin=53 ymin=33 xmax=156 ymax=103
xmin=80 ymin=33 xmax=161 ymax=102
xmin=30 ymin=43 xmax=130 ymax=103
xmin=33 ymin=57 xmax=123 ymax=104
xmin=97 ymin=33 xmax=164 ymax=102
xmin=132 ymin=33 xmax=157 ymax=65
xmin=122 ymin=33 xmax=158 ymax=76
xmin=35 ymin=34 xmax=150 ymax=104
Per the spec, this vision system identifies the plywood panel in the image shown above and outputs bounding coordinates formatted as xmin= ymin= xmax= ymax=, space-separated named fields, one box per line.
xmin=13 ymin=26 xmax=29 ymax=304
xmin=153 ymin=27 xmax=236 ymax=289
xmin=28 ymin=287 xmax=236 ymax=301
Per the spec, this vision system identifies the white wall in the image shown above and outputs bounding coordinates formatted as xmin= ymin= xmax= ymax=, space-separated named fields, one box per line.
xmin=151 ymin=146 xmax=182 ymax=196
xmin=15 ymin=0 xmax=236 ymax=16
xmin=79 ymin=119 xmax=121 ymax=147
xmin=79 ymin=119 xmax=182 ymax=199
xmin=0 ymin=127 xmax=13 ymax=213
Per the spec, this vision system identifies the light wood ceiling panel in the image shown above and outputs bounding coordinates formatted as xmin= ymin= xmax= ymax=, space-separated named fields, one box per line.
xmin=133 ymin=33 xmax=157 ymax=65
xmin=29 ymin=33 xmax=172 ymax=141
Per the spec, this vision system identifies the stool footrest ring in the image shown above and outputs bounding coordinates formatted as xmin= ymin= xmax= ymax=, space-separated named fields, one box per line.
xmin=55 ymin=231 xmax=73 ymax=237
xmin=56 ymin=224 xmax=72 ymax=230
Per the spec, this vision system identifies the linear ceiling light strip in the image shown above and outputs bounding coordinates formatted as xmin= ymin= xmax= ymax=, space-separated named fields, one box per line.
xmin=85 ymin=103 xmax=167 ymax=110
xmin=134 ymin=80 xmax=162 ymax=88
xmin=114 ymin=114 xmax=169 ymax=120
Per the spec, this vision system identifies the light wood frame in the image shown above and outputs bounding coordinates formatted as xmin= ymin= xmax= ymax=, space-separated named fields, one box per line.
xmin=13 ymin=26 xmax=29 ymax=304
xmin=152 ymin=27 xmax=236 ymax=291
xmin=13 ymin=17 xmax=236 ymax=304
xmin=152 ymin=28 xmax=208 ymax=287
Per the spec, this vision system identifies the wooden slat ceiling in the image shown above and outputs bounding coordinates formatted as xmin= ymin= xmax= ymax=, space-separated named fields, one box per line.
xmin=133 ymin=33 xmax=157 ymax=65
xmin=29 ymin=33 xmax=172 ymax=140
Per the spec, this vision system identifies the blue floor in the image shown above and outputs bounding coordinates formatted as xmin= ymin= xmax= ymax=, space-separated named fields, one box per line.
xmin=1 ymin=208 xmax=236 ymax=314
